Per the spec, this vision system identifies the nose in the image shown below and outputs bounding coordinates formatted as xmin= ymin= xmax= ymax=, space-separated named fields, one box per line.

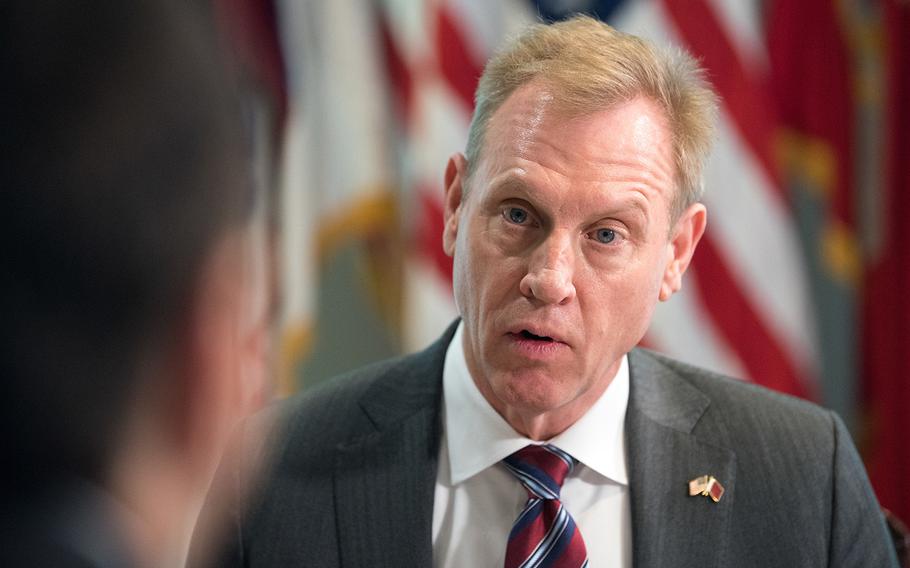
xmin=519 ymin=232 xmax=577 ymax=305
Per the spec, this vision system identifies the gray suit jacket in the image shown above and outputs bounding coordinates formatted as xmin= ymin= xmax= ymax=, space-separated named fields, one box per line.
xmin=207 ymin=322 xmax=897 ymax=567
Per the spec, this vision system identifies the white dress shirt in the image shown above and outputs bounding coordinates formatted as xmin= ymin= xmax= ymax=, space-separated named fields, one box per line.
xmin=432 ymin=322 xmax=631 ymax=567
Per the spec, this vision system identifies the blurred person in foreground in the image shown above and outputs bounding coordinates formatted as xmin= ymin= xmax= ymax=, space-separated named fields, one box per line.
xmin=0 ymin=0 xmax=268 ymax=566
xmin=202 ymin=15 xmax=897 ymax=568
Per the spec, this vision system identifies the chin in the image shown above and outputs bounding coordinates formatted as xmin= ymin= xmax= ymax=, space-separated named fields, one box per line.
xmin=494 ymin=369 xmax=574 ymax=414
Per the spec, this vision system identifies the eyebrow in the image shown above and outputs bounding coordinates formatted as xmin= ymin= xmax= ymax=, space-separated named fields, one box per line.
xmin=486 ymin=172 xmax=652 ymax=225
xmin=486 ymin=172 xmax=533 ymax=196
xmin=604 ymin=196 xmax=649 ymax=223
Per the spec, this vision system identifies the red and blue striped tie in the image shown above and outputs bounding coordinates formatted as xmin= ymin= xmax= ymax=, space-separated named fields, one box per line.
xmin=503 ymin=444 xmax=589 ymax=568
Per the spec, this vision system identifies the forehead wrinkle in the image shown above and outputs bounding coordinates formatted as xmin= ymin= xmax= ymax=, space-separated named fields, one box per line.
xmin=625 ymin=101 xmax=677 ymax=201
xmin=487 ymin=125 xmax=573 ymax=185
xmin=516 ymin=122 xmax=675 ymax=198
xmin=627 ymin=144 xmax=676 ymax=190
xmin=593 ymin=157 xmax=673 ymax=194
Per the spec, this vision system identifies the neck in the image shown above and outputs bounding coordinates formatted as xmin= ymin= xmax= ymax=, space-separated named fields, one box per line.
xmin=109 ymin=452 xmax=190 ymax=568
xmin=107 ymin=408 xmax=207 ymax=568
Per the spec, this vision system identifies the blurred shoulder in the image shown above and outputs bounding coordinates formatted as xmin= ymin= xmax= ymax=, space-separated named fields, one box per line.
xmin=252 ymin=353 xmax=420 ymax=458
xmin=630 ymin=348 xmax=837 ymax=445
xmin=256 ymin=325 xmax=454 ymax=468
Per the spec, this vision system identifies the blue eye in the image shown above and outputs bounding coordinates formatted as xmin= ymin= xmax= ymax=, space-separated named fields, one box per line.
xmin=504 ymin=207 xmax=529 ymax=224
xmin=593 ymin=228 xmax=616 ymax=244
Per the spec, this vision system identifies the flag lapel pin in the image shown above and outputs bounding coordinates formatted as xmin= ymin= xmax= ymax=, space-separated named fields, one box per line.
xmin=688 ymin=475 xmax=725 ymax=503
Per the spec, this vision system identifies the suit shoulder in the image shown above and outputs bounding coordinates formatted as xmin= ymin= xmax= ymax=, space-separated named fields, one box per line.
xmin=287 ymin=355 xmax=406 ymax=413
xmin=267 ymin=354 xmax=412 ymax=446
xmin=634 ymin=349 xmax=836 ymax=442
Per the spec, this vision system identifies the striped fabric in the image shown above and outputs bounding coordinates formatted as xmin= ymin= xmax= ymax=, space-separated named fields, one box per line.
xmin=503 ymin=445 xmax=588 ymax=568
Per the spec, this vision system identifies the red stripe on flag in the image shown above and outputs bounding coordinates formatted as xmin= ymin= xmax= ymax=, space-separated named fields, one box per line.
xmin=379 ymin=11 xmax=414 ymax=124
xmin=766 ymin=0 xmax=854 ymax=225
xmin=435 ymin=5 xmax=483 ymax=113
xmin=661 ymin=0 xmax=783 ymax=192
xmin=691 ymin=236 xmax=811 ymax=399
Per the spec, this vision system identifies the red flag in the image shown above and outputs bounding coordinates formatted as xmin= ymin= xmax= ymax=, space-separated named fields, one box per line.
xmin=864 ymin=0 xmax=910 ymax=523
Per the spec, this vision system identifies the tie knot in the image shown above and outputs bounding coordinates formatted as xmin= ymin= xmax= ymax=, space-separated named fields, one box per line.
xmin=502 ymin=444 xmax=576 ymax=500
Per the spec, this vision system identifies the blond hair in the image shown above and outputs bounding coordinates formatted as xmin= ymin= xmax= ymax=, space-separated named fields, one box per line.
xmin=465 ymin=15 xmax=718 ymax=219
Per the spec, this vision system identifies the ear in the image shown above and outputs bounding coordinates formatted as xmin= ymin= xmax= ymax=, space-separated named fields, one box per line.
xmin=442 ymin=153 xmax=469 ymax=257
xmin=659 ymin=203 xmax=707 ymax=301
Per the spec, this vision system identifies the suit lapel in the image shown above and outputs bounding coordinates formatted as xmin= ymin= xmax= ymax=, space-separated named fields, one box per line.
xmin=333 ymin=324 xmax=455 ymax=568
xmin=334 ymin=407 xmax=440 ymax=568
xmin=626 ymin=350 xmax=737 ymax=568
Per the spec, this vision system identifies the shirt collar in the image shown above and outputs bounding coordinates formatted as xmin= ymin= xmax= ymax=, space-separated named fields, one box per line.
xmin=442 ymin=321 xmax=629 ymax=486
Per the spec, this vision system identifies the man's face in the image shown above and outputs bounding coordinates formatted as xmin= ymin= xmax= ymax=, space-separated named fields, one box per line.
xmin=443 ymin=82 xmax=704 ymax=425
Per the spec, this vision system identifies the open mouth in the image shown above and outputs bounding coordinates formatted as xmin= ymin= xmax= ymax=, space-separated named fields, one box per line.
xmin=518 ymin=329 xmax=556 ymax=342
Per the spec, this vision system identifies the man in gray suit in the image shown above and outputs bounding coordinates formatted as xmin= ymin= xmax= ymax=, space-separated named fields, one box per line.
xmin=204 ymin=16 xmax=897 ymax=567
